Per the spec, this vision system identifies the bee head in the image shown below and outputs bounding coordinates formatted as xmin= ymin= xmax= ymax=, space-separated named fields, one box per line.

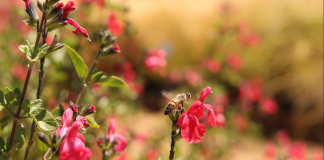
xmin=185 ymin=92 xmax=191 ymax=99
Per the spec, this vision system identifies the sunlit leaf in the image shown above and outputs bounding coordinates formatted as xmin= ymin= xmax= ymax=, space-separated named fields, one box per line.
xmin=99 ymin=76 xmax=128 ymax=87
xmin=86 ymin=117 xmax=100 ymax=128
xmin=29 ymin=108 xmax=59 ymax=131
xmin=65 ymin=45 xmax=88 ymax=82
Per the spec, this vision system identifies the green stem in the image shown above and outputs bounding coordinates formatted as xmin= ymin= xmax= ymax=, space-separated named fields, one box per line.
xmin=75 ymin=51 xmax=101 ymax=104
xmin=7 ymin=63 xmax=34 ymax=159
xmin=169 ymin=121 xmax=177 ymax=160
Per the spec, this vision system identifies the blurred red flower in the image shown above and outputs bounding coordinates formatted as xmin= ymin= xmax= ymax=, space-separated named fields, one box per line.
xmin=168 ymin=69 xmax=182 ymax=84
xmin=276 ymin=130 xmax=290 ymax=146
xmin=59 ymin=122 xmax=92 ymax=160
xmin=106 ymin=119 xmax=128 ymax=152
xmin=11 ymin=63 xmax=27 ymax=81
xmin=264 ymin=141 xmax=276 ymax=159
xmin=239 ymin=78 xmax=262 ymax=102
xmin=313 ymin=147 xmax=323 ymax=160
xmin=144 ymin=49 xmax=167 ymax=72
xmin=0 ymin=1 xmax=9 ymax=33
xmin=227 ymin=54 xmax=242 ymax=70
xmin=107 ymin=12 xmax=123 ymax=36
xmin=146 ymin=149 xmax=159 ymax=160
xmin=234 ymin=114 xmax=249 ymax=132
xmin=289 ymin=141 xmax=306 ymax=160
xmin=202 ymin=58 xmax=221 ymax=73
xmin=238 ymin=22 xmax=261 ymax=47
xmin=216 ymin=113 xmax=226 ymax=127
xmin=177 ymin=87 xmax=216 ymax=143
xmin=260 ymin=97 xmax=278 ymax=115
xmin=185 ymin=70 xmax=203 ymax=86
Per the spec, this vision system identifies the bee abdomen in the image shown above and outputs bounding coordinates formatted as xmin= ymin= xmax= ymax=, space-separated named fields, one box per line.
xmin=164 ymin=103 xmax=173 ymax=115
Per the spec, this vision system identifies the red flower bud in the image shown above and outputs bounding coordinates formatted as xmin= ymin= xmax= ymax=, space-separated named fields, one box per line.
xmin=71 ymin=105 xmax=78 ymax=112
xmin=56 ymin=3 xmax=64 ymax=10
xmin=89 ymin=105 xmax=96 ymax=112
xmin=112 ymin=45 xmax=120 ymax=51
xmin=62 ymin=1 xmax=76 ymax=18
xmin=97 ymin=139 xmax=103 ymax=146
xmin=23 ymin=0 xmax=31 ymax=10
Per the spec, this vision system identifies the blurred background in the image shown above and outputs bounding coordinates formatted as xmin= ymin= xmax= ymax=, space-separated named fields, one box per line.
xmin=0 ymin=0 xmax=323 ymax=159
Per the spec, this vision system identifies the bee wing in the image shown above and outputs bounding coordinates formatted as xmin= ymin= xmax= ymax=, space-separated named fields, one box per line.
xmin=184 ymin=100 xmax=191 ymax=105
xmin=161 ymin=90 xmax=177 ymax=99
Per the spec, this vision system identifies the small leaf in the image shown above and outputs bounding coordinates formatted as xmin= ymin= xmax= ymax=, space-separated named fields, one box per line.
xmin=0 ymin=136 xmax=5 ymax=151
xmin=65 ymin=45 xmax=89 ymax=82
xmin=29 ymin=108 xmax=58 ymax=131
xmin=29 ymin=99 xmax=42 ymax=112
xmin=21 ymin=99 xmax=31 ymax=114
xmin=6 ymin=123 xmax=25 ymax=150
xmin=4 ymin=88 xmax=16 ymax=105
xmin=86 ymin=117 xmax=100 ymax=128
xmin=91 ymin=71 xmax=105 ymax=83
xmin=99 ymin=76 xmax=128 ymax=87
xmin=23 ymin=19 xmax=37 ymax=28
xmin=36 ymin=133 xmax=48 ymax=152
xmin=0 ymin=90 xmax=6 ymax=106
xmin=13 ymin=88 xmax=22 ymax=105
xmin=51 ymin=107 xmax=60 ymax=118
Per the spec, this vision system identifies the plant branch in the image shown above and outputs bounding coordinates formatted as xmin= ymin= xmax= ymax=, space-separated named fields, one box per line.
xmin=24 ymin=4 xmax=48 ymax=160
xmin=75 ymin=51 xmax=101 ymax=104
xmin=169 ymin=121 xmax=177 ymax=160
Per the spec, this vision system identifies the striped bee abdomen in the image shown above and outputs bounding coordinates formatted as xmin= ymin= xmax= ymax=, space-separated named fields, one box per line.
xmin=164 ymin=98 xmax=180 ymax=115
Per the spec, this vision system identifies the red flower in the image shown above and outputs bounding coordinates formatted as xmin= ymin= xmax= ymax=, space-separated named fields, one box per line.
xmin=106 ymin=119 xmax=127 ymax=152
xmin=65 ymin=18 xmax=91 ymax=41
xmin=202 ymin=59 xmax=221 ymax=73
xmin=239 ymin=78 xmax=262 ymax=102
xmin=289 ymin=141 xmax=306 ymax=160
xmin=62 ymin=1 xmax=76 ymax=18
xmin=76 ymin=115 xmax=90 ymax=128
xmin=264 ymin=141 xmax=276 ymax=159
xmin=11 ymin=63 xmax=27 ymax=81
xmin=71 ymin=105 xmax=78 ymax=112
xmin=185 ymin=70 xmax=203 ymax=86
xmin=146 ymin=149 xmax=159 ymax=160
xmin=176 ymin=87 xmax=216 ymax=143
xmin=313 ymin=147 xmax=323 ymax=160
xmin=144 ymin=49 xmax=167 ymax=72
xmin=227 ymin=54 xmax=242 ymax=70
xmin=59 ymin=122 xmax=92 ymax=160
xmin=215 ymin=113 xmax=226 ymax=127
xmin=260 ymin=97 xmax=278 ymax=115
xmin=22 ymin=0 xmax=30 ymax=10
xmin=234 ymin=114 xmax=249 ymax=132
xmin=56 ymin=3 xmax=64 ymax=10
xmin=107 ymin=12 xmax=122 ymax=36
xmin=276 ymin=130 xmax=290 ymax=146
xmin=55 ymin=108 xmax=73 ymax=138
xmin=97 ymin=139 xmax=103 ymax=146
xmin=89 ymin=105 xmax=95 ymax=112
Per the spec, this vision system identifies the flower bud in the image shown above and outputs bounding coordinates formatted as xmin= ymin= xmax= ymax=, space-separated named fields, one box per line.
xmin=51 ymin=132 xmax=59 ymax=145
xmin=46 ymin=3 xmax=63 ymax=19
xmin=46 ymin=9 xmax=68 ymax=29
xmin=38 ymin=132 xmax=51 ymax=147
xmin=26 ymin=1 xmax=39 ymax=23
xmin=62 ymin=1 xmax=76 ymax=18
xmin=168 ymin=110 xmax=180 ymax=122
xmin=97 ymin=139 xmax=103 ymax=147
xmin=71 ymin=105 xmax=78 ymax=112
xmin=81 ymin=105 xmax=96 ymax=116
xmin=76 ymin=115 xmax=90 ymax=128
xmin=37 ymin=0 xmax=43 ymax=12
xmin=100 ymin=45 xmax=121 ymax=58
xmin=46 ymin=0 xmax=60 ymax=7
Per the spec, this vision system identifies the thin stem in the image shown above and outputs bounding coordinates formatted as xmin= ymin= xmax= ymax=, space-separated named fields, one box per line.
xmin=42 ymin=148 xmax=51 ymax=160
xmin=75 ymin=51 xmax=101 ymax=104
xmin=24 ymin=4 xmax=48 ymax=159
xmin=7 ymin=63 xmax=34 ymax=159
xmin=169 ymin=121 xmax=177 ymax=160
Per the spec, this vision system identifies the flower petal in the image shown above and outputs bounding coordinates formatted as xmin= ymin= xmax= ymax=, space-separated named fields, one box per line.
xmin=176 ymin=112 xmax=187 ymax=127
xmin=65 ymin=18 xmax=91 ymax=41
xmin=62 ymin=108 xmax=73 ymax=127
xmin=62 ymin=1 xmax=76 ymax=18
xmin=187 ymin=101 xmax=205 ymax=119
xmin=108 ymin=119 xmax=116 ymax=135
xmin=114 ymin=134 xmax=128 ymax=152
xmin=199 ymin=87 xmax=211 ymax=102
xmin=180 ymin=115 xmax=205 ymax=143
xmin=76 ymin=115 xmax=90 ymax=128
xmin=204 ymin=104 xmax=217 ymax=127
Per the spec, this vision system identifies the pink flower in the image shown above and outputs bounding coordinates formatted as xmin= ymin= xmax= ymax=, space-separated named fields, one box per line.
xmin=260 ymin=97 xmax=278 ymax=115
xmin=71 ymin=105 xmax=78 ymax=112
xmin=144 ymin=49 xmax=167 ymax=72
xmin=62 ymin=1 xmax=76 ymax=18
xmin=11 ymin=63 xmax=27 ymax=81
xmin=64 ymin=18 xmax=91 ymax=41
xmin=289 ymin=141 xmax=306 ymax=160
xmin=227 ymin=54 xmax=242 ymax=70
xmin=239 ymin=78 xmax=262 ymax=102
xmin=177 ymin=87 xmax=216 ymax=143
xmin=97 ymin=139 xmax=103 ymax=146
xmin=76 ymin=115 xmax=90 ymax=128
xmin=215 ymin=113 xmax=226 ymax=127
xmin=169 ymin=69 xmax=182 ymax=84
xmin=106 ymin=119 xmax=127 ymax=152
xmin=56 ymin=3 xmax=64 ymax=10
xmin=185 ymin=70 xmax=203 ymax=86
xmin=59 ymin=122 xmax=92 ymax=160
xmin=22 ymin=0 xmax=30 ymax=10
xmin=112 ymin=154 xmax=126 ymax=160
xmin=107 ymin=12 xmax=122 ymax=36
xmin=202 ymin=59 xmax=221 ymax=73
xmin=313 ymin=147 xmax=323 ymax=160
xmin=238 ymin=22 xmax=261 ymax=47
xmin=276 ymin=130 xmax=290 ymax=146
xmin=55 ymin=108 xmax=73 ymax=138
xmin=264 ymin=141 xmax=276 ymax=159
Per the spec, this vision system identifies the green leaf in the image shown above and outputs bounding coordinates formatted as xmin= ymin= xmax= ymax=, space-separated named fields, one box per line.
xmin=29 ymin=99 xmax=42 ymax=112
xmin=86 ymin=117 xmax=100 ymax=128
xmin=29 ymin=108 xmax=58 ymax=131
xmin=65 ymin=45 xmax=88 ymax=82
xmin=0 ymin=154 xmax=8 ymax=160
xmin=0 ymin=90 xmax=5 ymax=106
xmin=6 ymin=123 xmax=25 ymax=150
xmin=13 ymin=88 xmax=22 ymax=105
xmin=51 ymin=107 xmax=60 ymax=118
xmin=99 ymin=76 xmax=128 ymax=87
xmin=35 ymin=133 xmax=48 ymax=152
xmin=23 ymin=19 xmax=37 ymax=28
xmin=0 ymin=136 xmax=5 ymax=151
xmin=21 ymin=99 xmax=31 ymax=114
xmin=4 ymin=88 xmax=16 ymax=106
xmin=91 ymin=71 xmax=105 ymax=82
xmin=0 ymin=123 xmax=8 ymax=134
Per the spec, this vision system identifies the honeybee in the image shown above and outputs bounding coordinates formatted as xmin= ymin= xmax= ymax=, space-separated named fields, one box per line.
xmin=162 ymin=91 xmax=192 ymax=115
